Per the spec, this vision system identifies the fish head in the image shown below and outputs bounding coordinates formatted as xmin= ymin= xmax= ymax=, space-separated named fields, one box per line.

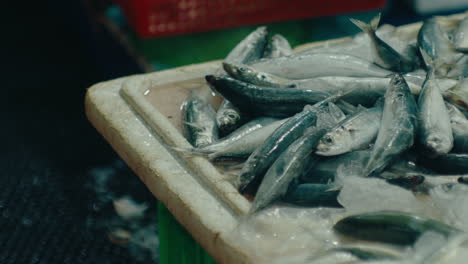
xmin=426 ymin=135 xmax=453 ymax=155
xmin=217 ymin=109 xmax=241 ymax=129
xmin=316 ymin=127 xmax=352 ymax=156
xmin=222 ymin=62 xmax=256 ymax=80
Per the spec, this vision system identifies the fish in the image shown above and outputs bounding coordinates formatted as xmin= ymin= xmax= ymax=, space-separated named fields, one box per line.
xmin=263 ymin=34 xmax=293 ymax=58
xmin=364 ymin=74 xmax=418 ymax=176
xmin=224 ymin=26 xmax=269 ymax=65
xmin=215 ymin=100 xmax=245 ymax=136
xmin=351 ymin=14 xmax=415 ymax=72
xmin=316 ymin=105 xmax=383 ymax=156
xmin=445 ymin=78 xmax=468 ymax=111
xmin=417 ymin=153 xmax=468 ymax=175
xmin=248 ymin=53 xmax=392 ymax=79
xmin=333 ymin=211 xmax=459 ymax=245
xmin=282 ymin=183 xmax=341 ymax=208
xmin=238 ymin=106 xmax=317 ymax=195
xmin=205 ymin=75 xmax=330 ymax=117
xmin=333 ymin=244 xmax=402 ymax=261
xmin=417 ymin=70 xmax=453 ymax=156
xmin=182 ymin=89 xmax=218 ymax=147
xmin=446 ymin=103 xmax=468 ymax=153
xmin=217 ymin=26 xmax=269 ymax=135
xmin=222 ymin=62 xmax=294 ymax=88
xmin=250 ymin=106 xmax=346 ymax=212
xmin=174 ymin=117 xmax=286 ymax=160
xmin=418 ymin=18 xmax=459 ymax=76
xmin=453 ymin=16 xmax=468 ymax=51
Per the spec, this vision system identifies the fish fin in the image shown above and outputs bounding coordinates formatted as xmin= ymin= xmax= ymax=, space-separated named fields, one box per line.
xmin=184 ymin=121 xmax=205 ymax=130
xmin=327 ymin=102 xmax=347 ymax=123
xmin=350 ymin=13 xmax=380 ymax=34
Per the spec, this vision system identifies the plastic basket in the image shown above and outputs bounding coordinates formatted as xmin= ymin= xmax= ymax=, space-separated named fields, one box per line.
xmin=114 ymin=0 xmax=386 ymax=38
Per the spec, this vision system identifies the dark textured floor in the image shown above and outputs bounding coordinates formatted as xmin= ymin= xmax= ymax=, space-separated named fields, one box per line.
xmin=1 ymin=2 xmax=157 ymax=263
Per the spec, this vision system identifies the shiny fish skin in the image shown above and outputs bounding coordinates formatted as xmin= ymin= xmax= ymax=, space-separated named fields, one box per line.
xmin=333 ymin=211 xmax=459 ymax=245
xmin=250 ymin=108 xmax=346 ymax=213
xmin=249 ymin=53 xmax=392 ymax=79
xmin=364 ymin=74 xmax=418 ymax=176
xmin=206 ymin=75 xmax=329 ymax=117
xmin=222 ymin=62 xmax=294 ymax=88
xmin=182 ymin=91 xmax=218 ymax=147
xmin=263 ymin=34 xmax=293 ymax=58
xmin=418 ymin=153 xmax=468 ymax=175
xmin=334 ymin=244 xmax=402 ymax=261
xmin=417 ymin=70 xmax=453 ymax=156
xmin=316 ymin=106 xmax=383 ymax=156
xmin=238 ymin=107 xmax=317 ymax=195
xmin=217 ymin=26 xmax=269 ymax=135
xmin=197 ymin=117 xmax=286 ymax=160
xmin=418 ymin=18 xmax=457 ymax=75
xmin=351 ymin=14 xmax=415 ymax=72
xmin=224 ymin=26 xmax=268 ymax=65
xmin=446 ymin=103 xmax=468 ymax=153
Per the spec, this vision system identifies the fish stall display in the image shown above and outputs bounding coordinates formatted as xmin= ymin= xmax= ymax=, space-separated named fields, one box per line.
xmin=173 ymin=14 xmax=468 ymax=263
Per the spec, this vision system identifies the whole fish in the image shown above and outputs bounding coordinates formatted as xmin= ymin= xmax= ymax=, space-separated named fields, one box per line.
xmin=250 ymin=106 xmax=346 ymax=212
xmin=316 ymin=105 xmax=383 ymax=156
xmin=417 ymin=70 xmax=453 ymax=156
xmin=217 ymin=26 xmax=269 ymax=135
xmin=351 ymin=14 xmax=415 ymax=72
xmin=222 ymin=62 xmax=294 ymax=88
xmin=175 ymin=117 xmax=286 ymax=160
xmin=333 ymin=211 xmax=459 ymax=245
xmin=206 ymin=75 xmax=329 ymax=117
xmin=248 ymin=53 xmax=392 ymax=79
xmin=418 ymin=18 xmax=458 ymax=76
xmin=446 ymin=103 xmax=468 ymax=153
xmin=364 ymin=74 xmax=418 ymax=176
xmin=238 ymin=106 xmax=317 ymax=195
xmin=263 ymin=34 xmax=293 ymax=58
xmin=182 ymin=89 xmax=218 ymax=147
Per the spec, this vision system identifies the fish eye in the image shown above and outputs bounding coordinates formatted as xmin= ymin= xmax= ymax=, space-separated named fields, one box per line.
xmin=324 ymin=136 xmax=333 ymax=144
xmin=228 ymin=114 xmax=237 ymax=119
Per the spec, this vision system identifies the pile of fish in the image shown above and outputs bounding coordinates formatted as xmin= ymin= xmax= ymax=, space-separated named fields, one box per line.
xmin=177 ymin=14 xmax=468 ymax=262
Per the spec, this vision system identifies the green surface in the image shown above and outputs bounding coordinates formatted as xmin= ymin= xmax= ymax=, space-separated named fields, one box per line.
xmin=159 ymin=202 xmax=217 ymax=264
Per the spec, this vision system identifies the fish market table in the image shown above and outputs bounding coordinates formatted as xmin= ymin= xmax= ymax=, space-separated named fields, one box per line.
xmin=85 ymin=12 xmax=468 ymax=264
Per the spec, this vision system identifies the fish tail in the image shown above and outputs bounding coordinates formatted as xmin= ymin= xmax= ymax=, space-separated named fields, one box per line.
xmin=350 ymin=13 xmax=380 ymax=34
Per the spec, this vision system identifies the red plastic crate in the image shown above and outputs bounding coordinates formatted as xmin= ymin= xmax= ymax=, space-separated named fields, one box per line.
xmin=115 ymin=0 xmax=387 ymax=38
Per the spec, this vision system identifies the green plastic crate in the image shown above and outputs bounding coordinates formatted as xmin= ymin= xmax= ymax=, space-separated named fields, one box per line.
xmin=158 ymin=202 xmax=217 ymax=264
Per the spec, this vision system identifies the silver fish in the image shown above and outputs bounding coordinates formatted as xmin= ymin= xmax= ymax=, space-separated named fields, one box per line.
xmin=249 ymin=53 xmax=392 ymax=79
xmin=447 ymin=103 xmax=468 ymax=153
xmin=263 ymin=34 xmax=293 ymax=58
xmin=222 ymin=62 xmax=294 ymax=88
xmin=418 ymin=18 xmax=458 ymax=76
xmin=417 ymin=70 xmax=453 ymax=156
xmin=217 ymin=26 xmax=269 ymax=135
xmin=454 ymin=16 xmax=468 ymax=51
xmin=182 ymin=89 xmax=218 ymax=147
xmin=250 ymin=106 xmax=346 ymax=213
xmin=206 ymin=75 xmax=330 ymax=117
xmin=316 ymin=105 xmax=383 ymax=156
xmin=176 ymin=117 xmax=287 ymax=160
xmin=364 ymin=74 xmax=418 ymax=176
xmin=351 ymin=14 xmax=415 ymax=72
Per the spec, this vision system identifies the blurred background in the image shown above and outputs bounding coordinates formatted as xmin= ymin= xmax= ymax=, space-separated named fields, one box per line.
xmin=1 ymin=0 xmax=467 ymax=263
